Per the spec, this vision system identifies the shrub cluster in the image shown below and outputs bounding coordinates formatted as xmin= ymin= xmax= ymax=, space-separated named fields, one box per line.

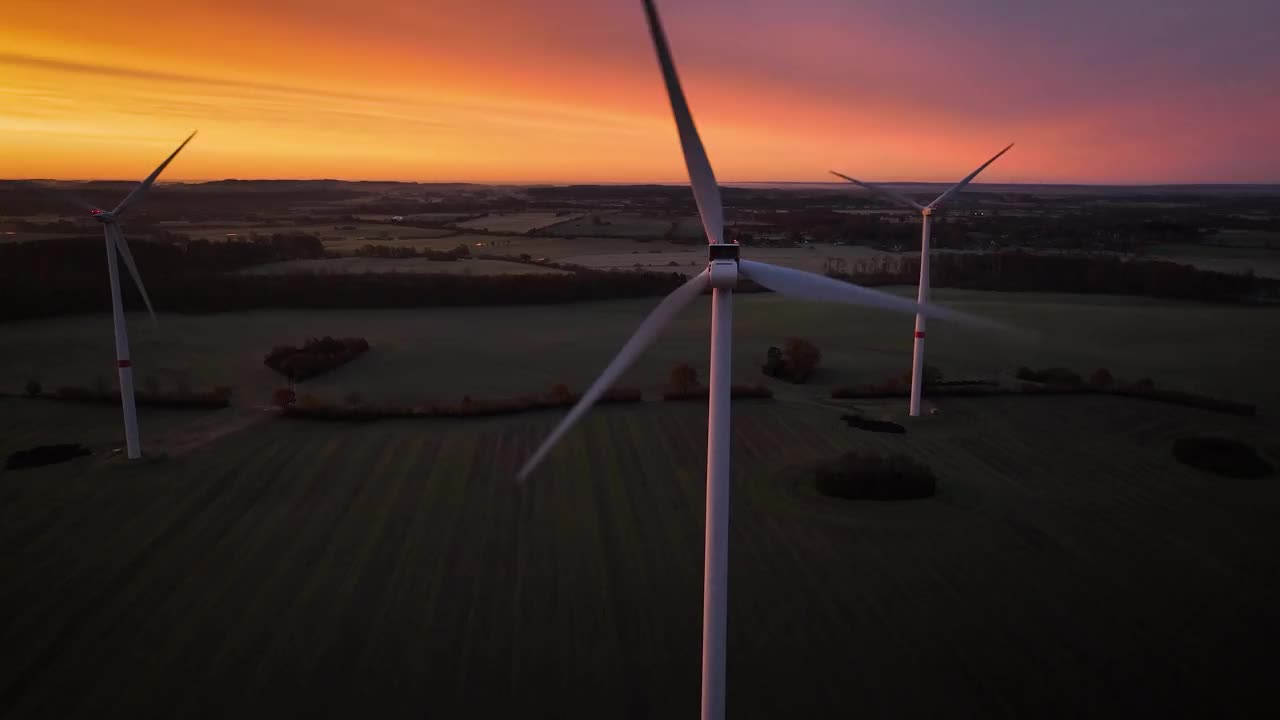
xmin=264 ymin=336 xmax=370 ymax=381
xmin=1172 ymin=436 xmax=1273 ymax=478
xmin=821 ymin=250 xmax=1280 ymax=304
xmin=761 ymin=338 xmax=821 ymax=383
xmin=814 ymin=452 xmax=937 ymax=500
xmin=661 ymin=383 xmax=774 ymax=401
xmin=277 ymin=385 xmax=643 ymax=421
xmin=350 ymin=243 xmax=471 ymax=261
xmin=48 ymin=384 xmax=232 ymax=409
xmin=1015 ymin=366 xmax=1084 ymax=386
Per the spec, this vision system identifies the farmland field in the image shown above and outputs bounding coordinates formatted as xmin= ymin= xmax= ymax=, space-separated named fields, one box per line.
xmin=1 ymin=392 xmax=1277 ymax=717
xmin=543 ymin=211 xmax=702 ymax=240
xmin=560 ymin=246 xmax=892 ymax=275
xmin=1148 ymin=242 xmax=1280 ymax=278
xmin=454 ymin=212 xmax=584 ymax=233
xmin=174 ymin=223 xmax=457 ymax=242
xmin=234 ymin=257 xmax=567 ymax=277
xmin=0 ymin=290 xmax=1277 ymax=413
xmin=315 ymin=233 xmax=699 ymax=263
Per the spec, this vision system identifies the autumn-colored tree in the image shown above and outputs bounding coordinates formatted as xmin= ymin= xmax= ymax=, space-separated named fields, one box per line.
xmin=271 ymin=388 xmax=296 ymax=408
xmin=784 ymin=337 xmax=821 ymax=383
xmin=669 ymin=363 xmax=699 ymax=393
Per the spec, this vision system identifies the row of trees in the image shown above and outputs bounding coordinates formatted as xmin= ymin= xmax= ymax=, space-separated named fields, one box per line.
xmin=823 ymin=251 xmax=1280 ymax=303
xmin=0 ymin=240 xmax=691 ymax=321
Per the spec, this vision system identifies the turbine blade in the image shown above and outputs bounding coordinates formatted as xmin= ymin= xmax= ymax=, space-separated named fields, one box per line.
xmin=739 ymin=259 xmax=1022 ymax=335
xmin=113 ymin=130 xmax=198 ymax=216
xmin=829 ymin=171 xmax=926 ymax=211
xmin=927 ymin=142 xmax=1014 ymax=209
xmin=110 ymin=224 xmax=157 ymax=324
xmin=518 ymin=269 xmax=711 ymax=482
xmin=641 ymin=0 xmax=724 ymax=245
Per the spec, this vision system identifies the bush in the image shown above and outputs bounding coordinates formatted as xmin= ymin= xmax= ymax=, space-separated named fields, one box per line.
xmin=1089 ymin=368 xmax=1114 ymax=387
xmin=1016 ymin=366 xmax=1084 ymax=386
xmin=279 ymin=387 xmax=646 ymax=422
xmin=662 ymin=384 xmax=774 ymax=401
xmin=814 ymin=452 xmax=937 ymax=500
xmin=761 ymin=346 xmax=785 ymax=377
xmin=23 ymin=379 xmax=41 ymax=397
xmin=1172 ymin=436 xmax=1273 ymax=478
xmin=784 ymin=337 xmax=821 ymax=383
xmin=272 ymin=388 xmax=297 ymax=408
xmin=264 ymin=336 xmax=370 ymax=381
xmin=5 ymin=444 xmax=91 ymax=470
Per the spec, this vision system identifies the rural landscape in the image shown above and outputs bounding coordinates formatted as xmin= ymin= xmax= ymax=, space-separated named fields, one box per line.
xmin=3 ymin=0 xmax=1279 ymax=716
xmin=2 ymin=176 xmax=1278 ymax=717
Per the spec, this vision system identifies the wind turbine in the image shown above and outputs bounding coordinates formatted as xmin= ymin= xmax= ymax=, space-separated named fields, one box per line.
xmin=831 ymin=142 xmax=1013 ymax=417
xmin=517 ymin=3 xmax=1013 ymax=718
xmin=36 ymin=131 xmax=197 ymax=460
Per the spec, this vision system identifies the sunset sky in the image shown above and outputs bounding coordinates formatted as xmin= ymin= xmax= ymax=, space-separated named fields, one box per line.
xmin=2 ymin=0 xmax=1276 ymax=184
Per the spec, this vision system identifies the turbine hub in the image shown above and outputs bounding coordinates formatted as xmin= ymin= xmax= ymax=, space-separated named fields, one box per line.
xmin=708 ymin=243 xmax=739 ymax=288
xmin=921 ymin=207 xmax=934 ymax=217
xmin=91 ymin=209 xmax=113 ymax=223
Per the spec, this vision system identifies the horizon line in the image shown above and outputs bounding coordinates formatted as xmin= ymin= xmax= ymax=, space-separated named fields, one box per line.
xmin=7 ymin=178 xmax=1280 ymax=188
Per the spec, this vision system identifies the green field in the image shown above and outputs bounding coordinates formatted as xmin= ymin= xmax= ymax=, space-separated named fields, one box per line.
xmin=174 ymin=223 xmax=457 ymax=243
xmin=1 ymin=392 xmax=1277 ymax=716
xmin=2 ymin=289 xmax=1279 ymax=715
xmin=1 ymin=290 xmax=1278 ymax=409
xmin=234 ymin=257 xmax=568 ymax=277
xmin=544 ymin=211 xmax=702 ymax=239
xmin=1149 ymin=242 xmax=1280 ymax=278
xmin=454 ymin=212 xmax=584 ymax=233
xmin=560 ymin=246 xmax=890 ymax=275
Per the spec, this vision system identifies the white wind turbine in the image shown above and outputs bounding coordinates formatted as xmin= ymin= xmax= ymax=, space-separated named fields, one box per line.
xmin=831 ymin=142 xmax=1013 ymax=416
xmin=518 ymin=2 xmax=1015 ymax=718
xmin=35 ymin=131 xmax=198 ymax=460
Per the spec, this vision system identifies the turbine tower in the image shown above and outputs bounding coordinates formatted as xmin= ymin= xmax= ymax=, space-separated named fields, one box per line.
xmin=832 ymin=143 xmax=1013 ymax=416
xmin=37 ymin=131 xmax=197 ymax=459
xmin=518 ymin=4 xmax=1014 ymax=718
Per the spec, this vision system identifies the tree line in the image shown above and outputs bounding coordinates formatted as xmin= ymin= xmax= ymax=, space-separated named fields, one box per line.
xmin=826 ymin=251 xmax=1280 ymax=303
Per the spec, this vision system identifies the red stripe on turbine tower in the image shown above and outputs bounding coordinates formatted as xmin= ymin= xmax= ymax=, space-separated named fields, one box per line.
xmin=914 ymin=331 xmax=926 ymax=339
xmin=117 ymin=360 xmax=132 ymax=368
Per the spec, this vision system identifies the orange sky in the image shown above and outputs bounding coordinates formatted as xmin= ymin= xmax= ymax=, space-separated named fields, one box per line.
xmin=2 ymin=0 xmax=1277 ymax=184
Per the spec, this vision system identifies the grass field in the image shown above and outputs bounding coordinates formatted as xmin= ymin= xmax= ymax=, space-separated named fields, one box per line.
xmin=175 ymin=223 xmax=457 ymax=243
xmin=454 ymin=212 xmax=583 ymax=233
xmin=544 ymin=211 xmax=702 ymax=239
xmin=0 ymin=290 xmax=1277 ymax=413
xmin=1148 ymin=242 xmax=1280 ymax=278
xmin=1 ymin=392 xmax=1277 ymax=716
xmin=560 ymin=246 xmax=891 ymax=275
xmin=234 ymin=257 xmax=567 ymax=277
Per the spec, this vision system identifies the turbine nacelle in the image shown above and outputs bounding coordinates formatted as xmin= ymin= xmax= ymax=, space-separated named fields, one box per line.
xmin=921 ymin=207 xmax=935 ymax=217
xmin=91 ymin=209 xmax=115 ymax=223
xmin=707 ymin=243 xmax=739 ymax=288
